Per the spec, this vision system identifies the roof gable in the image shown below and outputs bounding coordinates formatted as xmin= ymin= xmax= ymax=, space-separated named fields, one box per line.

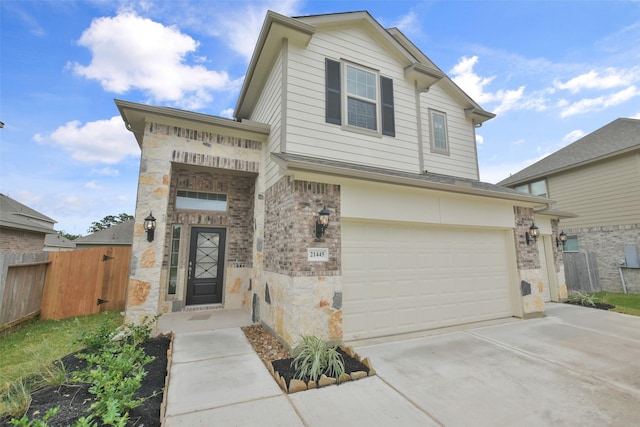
xmin=500 ymin=118 xmax=640 ymax=186
xmin=0 ymin=193 xmax=56 ymax=234
xmin=235 ymin=10 xmax=493 ymax=123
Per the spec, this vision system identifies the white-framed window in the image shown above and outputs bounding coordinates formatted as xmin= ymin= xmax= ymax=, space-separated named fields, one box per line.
xmin=429 ymin=109 xmax=449 ymax=155
xmin=176 ymin=190 xmax=227 ymax=211
xmin=514 ymin=180 xmax=548 ymax=198
xmin=345 ymin=63 xmax=378 ymax=131
xmin=325 ymin=58 xmax=395 ymax=137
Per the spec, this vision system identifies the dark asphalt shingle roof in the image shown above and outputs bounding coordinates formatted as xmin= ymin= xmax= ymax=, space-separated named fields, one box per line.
xmin=499 ymin=118 xmax=640 ymax=186
xmin=74 ymin=220 xmax=134 ymax=246
xmin=0 ymin=193 xmax=56 ymax=234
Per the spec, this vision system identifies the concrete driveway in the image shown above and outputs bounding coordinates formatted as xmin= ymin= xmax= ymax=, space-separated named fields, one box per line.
xmin=357 ymin=303 xmax=640 ymax=426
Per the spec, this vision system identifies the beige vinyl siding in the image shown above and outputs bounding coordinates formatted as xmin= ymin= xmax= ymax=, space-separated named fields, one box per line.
xmin=250 ymin=50 xmax=284 ymax=189
xmin=421 ymin=85 xmax=480 ymax=180
xmin=549 ymin=152 xmax=640 ymax=228
xmin=284 ymin=26 xmax=421 ymax=173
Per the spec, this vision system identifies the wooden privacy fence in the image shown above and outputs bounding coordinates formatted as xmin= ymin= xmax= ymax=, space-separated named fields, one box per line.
xmin=563 ymin=251 xmax=601 ymax=294
xmin=0 ymin=252 xmax=49 ymax=328
xmin=41 ymin=246 xmax=131 ymax=320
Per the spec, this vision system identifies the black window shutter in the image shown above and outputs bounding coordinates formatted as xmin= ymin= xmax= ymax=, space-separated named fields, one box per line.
xmin=326 ymin=59 xmax=341 ymax=125
xmin=381 ymin=76 xmax=395 ymax=137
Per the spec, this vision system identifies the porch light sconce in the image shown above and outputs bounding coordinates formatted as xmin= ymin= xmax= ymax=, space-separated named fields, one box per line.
xmin=144 ymin=212 xmax=156 ymax=242
xmin=556 ymin=230 xmax=567 ymax=248
xmin=315 ymin=206 xmax=330 ymax=240
xmin=525 ymin=223 xmax=539 ymax=245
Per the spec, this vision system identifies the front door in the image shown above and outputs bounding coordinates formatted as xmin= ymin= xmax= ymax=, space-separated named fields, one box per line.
xmin=186 ymin=227 xmax=226 ymax=305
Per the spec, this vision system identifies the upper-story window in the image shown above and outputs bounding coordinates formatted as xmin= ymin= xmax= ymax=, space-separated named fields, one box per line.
xmin=326 ymin=58 xmax=395 ymax=137
xmin=346 ymin=65 xmax=377 ymax=130
xmin=514 ymin=180 xmax=548 ymax=198
xmin=429 ymin=109 xmax=449 ymax=155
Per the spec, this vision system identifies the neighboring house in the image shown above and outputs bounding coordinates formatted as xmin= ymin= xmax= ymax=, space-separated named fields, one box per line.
xmin=73 ymin=220 xmax=134 ymax=249
xmin=117 ymin=11 xmax=568 ymax=346
xmin=44 ymin=234 xmax=76 ymax=251
xmin=0 ymin=193 xmax=56 ymax=253
xmin=500 ymin=118 xmax=640 ymax=294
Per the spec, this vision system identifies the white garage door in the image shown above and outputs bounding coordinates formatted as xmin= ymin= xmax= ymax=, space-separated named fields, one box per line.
xmin=342 ymin=220 xmax=514 ymax=341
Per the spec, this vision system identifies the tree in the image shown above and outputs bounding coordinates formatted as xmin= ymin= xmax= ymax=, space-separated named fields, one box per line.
xmin=88 ymin=213 xmax=134 ymax=233
xmin=57 ymin=230 xmax=82 ymax=240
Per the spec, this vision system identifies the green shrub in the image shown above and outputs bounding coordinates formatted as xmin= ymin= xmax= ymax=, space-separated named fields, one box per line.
xmin=292 ymin=336 xmax=345 ymax=383
xmin=568 ymin=292 xmax=599 ymax=307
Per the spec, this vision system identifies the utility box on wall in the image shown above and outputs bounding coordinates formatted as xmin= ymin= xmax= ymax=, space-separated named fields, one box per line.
xmin=624 ymin=245 xmax=640 ymax=269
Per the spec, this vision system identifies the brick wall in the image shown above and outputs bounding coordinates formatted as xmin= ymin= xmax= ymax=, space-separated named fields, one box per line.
xmin=165 ymin=168 xmax=256 ymax=269
xmin=563 ymin=223 xmax=640 ymax=292
xmin=550 ymin=219 xmax=564 ymax=271
xmin=264 ymin=176 xmax=341 ymax=276
xmin=0 ymin=229 xmax=46 ymax=253
xmin=513 ymin=206 xmax=539 ymax=270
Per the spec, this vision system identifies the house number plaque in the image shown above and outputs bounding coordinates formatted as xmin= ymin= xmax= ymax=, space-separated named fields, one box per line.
xmin=308 ymin=248 xmax=329 ymax=262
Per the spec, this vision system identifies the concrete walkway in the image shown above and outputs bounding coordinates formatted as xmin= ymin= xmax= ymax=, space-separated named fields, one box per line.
xmin=161 ymin=304 xmax=640 ymax=426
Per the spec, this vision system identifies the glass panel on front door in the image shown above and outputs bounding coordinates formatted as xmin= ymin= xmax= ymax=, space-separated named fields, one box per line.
xmin=195 ymin=233 xmax=219 ymax=279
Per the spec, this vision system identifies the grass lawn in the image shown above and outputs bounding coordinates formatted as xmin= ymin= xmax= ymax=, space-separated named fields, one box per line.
xmin=594 ymin=292 xmax=640 ymax=316
xmin=0 ymin=311 xmax=123 ymax=417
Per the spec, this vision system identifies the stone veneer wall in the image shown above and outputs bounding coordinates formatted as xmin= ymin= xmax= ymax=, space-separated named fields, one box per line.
xmin=563 ymin=223 xmax=640 ymax=293
xmin=0 ymin=229 xmax=46 ymax=253
xmin=550 ymin=219 xmax=568 ymax=300
xmin=125 ymin=120 xmax=263 ymax=325
xmin=161 ymin=168 xmax=256 ymax=309
xmin=513 ymin=206 xmax=545 ymax=317
xmin=259 ymin=176 xmax=342 ymax=348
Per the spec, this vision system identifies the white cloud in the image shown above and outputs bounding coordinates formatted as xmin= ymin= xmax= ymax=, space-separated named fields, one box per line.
xmin=197 ymin=0 xmax=301 ymax=61
xmin=449 ymin=56 xmax=496 ymax=104
xmin=563 ymin=129 xmax=585 ymax=143
xmin=631 ymin=112 xmax=640 ymax=119
xmin=449 ymin=56 xmax=531 ymax=115
xmin=475 ymin=134 xmax=484 ymax=145
xmin=219 ymin=108 xmax=234 ymax=119
xmin=70 ymin=11 xmax=239 ymax=109
xmin=393 ymin=12 xmax=420 ymax=36
xmin=84 ymin=180 xmax=103 ymax=190
xmin=91 ymin=167 xmax=120 ymax=176
xmin=37 ymin=116 xmax=139 ymax=164
xmin=554 ymin=67 xmax=640 ymax=93
xmin=560 ymin=85 xmax=640 ymax=117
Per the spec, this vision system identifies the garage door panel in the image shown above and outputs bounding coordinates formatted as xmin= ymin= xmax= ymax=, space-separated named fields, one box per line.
xmin=343 ymin=221 xmax=514 ymax=341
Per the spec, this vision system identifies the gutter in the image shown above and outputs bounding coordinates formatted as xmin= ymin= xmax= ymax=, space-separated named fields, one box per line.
xmin=272 ymin=153 xmax=551 ymax=206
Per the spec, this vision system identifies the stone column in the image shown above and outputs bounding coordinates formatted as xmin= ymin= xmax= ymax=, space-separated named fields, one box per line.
xmin=513 ymin=206 xmax=545 ymax=317
xmin=125 ymin=127 xmax=172 ymax=325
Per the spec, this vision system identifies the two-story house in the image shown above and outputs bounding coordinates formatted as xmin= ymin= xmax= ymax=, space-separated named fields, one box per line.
xmin=117 ymin=11 xmax=567 ymax=346
xmin=500 ymin=118 xmax=640 ymax=294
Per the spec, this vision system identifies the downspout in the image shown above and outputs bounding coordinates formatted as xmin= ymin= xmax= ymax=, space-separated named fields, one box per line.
xmin=618 ymin=267 xmax=628 ymax=294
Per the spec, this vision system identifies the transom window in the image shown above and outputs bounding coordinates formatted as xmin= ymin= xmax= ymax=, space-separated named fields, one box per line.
xmin=346 ymin=65 xmax=377 ymax=131
xmin=176 ymin=190 xmax=227 ymax=211
xmin=514 ymin=180 xmax=548 ymax=198
xmin=429 ymin=110 xmax=449 ymax=154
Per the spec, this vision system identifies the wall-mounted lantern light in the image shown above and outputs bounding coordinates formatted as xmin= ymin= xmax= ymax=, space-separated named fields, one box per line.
xmin=525 ymin=223 xmax=539 ymax=245
xmin=144 ymin=212 xmax=156 ymax=242
xmin=556 ymin=230 xmax=567 ymax=248
xmin=315 ymin=206 xmax=330 ymax=240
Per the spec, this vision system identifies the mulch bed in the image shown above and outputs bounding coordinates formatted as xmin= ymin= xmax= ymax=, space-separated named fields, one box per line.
xmin=1 ymin=337 xmax=170 ymax=427
xmin=271 ymin=348 xmax=370 ymax=390
xmin=565 ymin=301 xmax=616 ymax=310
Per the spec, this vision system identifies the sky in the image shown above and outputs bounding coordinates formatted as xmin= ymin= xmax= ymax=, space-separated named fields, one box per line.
xmin=2 ymin=0 xmax=640 ymax=235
